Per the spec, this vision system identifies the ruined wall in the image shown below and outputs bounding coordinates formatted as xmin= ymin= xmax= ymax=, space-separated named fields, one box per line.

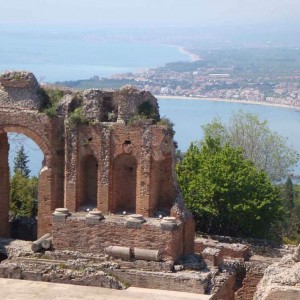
xmin=194 ymin=238 xmax=250 ymax=260
xmin=0 ymin=109 xmax=65 ymax=236
xmin=0 ymin=133 xmax=10 ymax=237
xmin=0 ymin=70 xmax=194 ymax=261
xmin=0 ymin=71 xmax=44 ymax=110
xmin=253 ymin=246 xmax=300 ymax=300
xmin=64 ymin=123 xmax=176 ymax=217
xmin=52 ymin=214 xmax=184 ymax=261
xmin=235 ymin=260 xmax=272 ymax=300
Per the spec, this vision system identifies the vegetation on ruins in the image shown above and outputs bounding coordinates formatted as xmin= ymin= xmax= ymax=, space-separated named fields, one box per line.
xmin=157 ymin=117 xmax=175 ymax=137
xmin=67 ymin=107 xmax=89 ymax=126
xmin=127 ymin=101 xmax=160 ymax=126
xmin=177 ymin=135 xmax=283 ymax=238
xmin=10 ymin=147 xmax=38 ymax=218
xmin=202 ymin=111 xmax=299 ymax=182
xmin=138 ymin=101 xmax=157 ymax=120
xmin=40 ymin=87 xmax=65 ymax=117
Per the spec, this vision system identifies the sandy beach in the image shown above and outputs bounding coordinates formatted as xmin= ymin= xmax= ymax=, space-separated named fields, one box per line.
xmin=156 ymin=95 xmax=300 ymax=111
xmin=163 ymin=44 xmax=201 ymax=62
xmin=177 ymin=46 xmax=201 ymax=62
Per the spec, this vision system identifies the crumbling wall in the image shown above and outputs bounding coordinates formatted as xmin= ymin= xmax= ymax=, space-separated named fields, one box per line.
xmin=254 ymin=245 xmax=300 ymax=300
xmin=235 ymin=259 xmax=272 ymax=300
xmin=0 ymin=70 xmax=193 ymax=255
xmin=52 ymin=214 xmax=184 ymax=261
xmin=0 ymin=71 xmax=45 ymax=110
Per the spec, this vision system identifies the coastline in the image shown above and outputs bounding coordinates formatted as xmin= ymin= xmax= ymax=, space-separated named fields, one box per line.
xmin=156 ymin=95 xmax=300 ymax=111
xmin=177 ymin=46 xmax=201 ymax=62
xmin=163 ymin=44 xmax=201 ymax=62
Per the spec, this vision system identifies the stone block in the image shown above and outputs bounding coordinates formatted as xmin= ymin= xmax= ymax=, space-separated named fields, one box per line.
xmin=160 ymin=217 xmax=178 ymax=231
xmin=126 ymin=214 xmax=145 ymax=229
xmin=52 ymin=208 xmax=70 ymax=223
xmin=85 ymin=211 xmax=104 ymax=225
xmin=202 ymin=247 xmax=223 ymax=267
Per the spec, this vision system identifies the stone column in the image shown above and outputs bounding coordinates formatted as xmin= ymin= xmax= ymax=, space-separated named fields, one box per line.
xmin=0 ymin=132 xmax=10 ymax=237
xmin=64 ymin=127 xmax=78 ymax=212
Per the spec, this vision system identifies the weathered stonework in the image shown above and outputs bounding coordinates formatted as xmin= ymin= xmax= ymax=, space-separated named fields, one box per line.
xmin=0 ymin=71 xmax=44 ymax=110
xmin=0 ymin=71 xmax=194 ymax=262
xmin=254 ymin=246 xmax=300 ymax=300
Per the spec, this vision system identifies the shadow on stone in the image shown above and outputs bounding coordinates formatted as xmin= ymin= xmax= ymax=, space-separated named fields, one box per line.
xmin=10 ymin=217 xmax=37 ymax=241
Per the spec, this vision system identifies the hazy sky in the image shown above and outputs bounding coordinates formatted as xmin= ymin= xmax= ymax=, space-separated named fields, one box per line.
xmin=1 ymin=0 xmax=299 ymax=27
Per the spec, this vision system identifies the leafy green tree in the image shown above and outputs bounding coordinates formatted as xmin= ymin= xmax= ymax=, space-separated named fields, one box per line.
xmin=10 ymin=171 xmax=38 ymax=217
xmin=13 ymin=145 xmax=30 ymax=178
xmin=176 ymin=136 xmax=283 ymax=238
xmin=10 ymin=146 xmax=38 ymax=217
xmin=202 ymin=111 xmax=299 ymax=182
xmin=283 ymin=176 xmax=295 ymax=213
xmin=279 ymin=177 xmax=300 ymax=244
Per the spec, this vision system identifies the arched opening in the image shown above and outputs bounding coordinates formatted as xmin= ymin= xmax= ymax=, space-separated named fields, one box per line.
xmin=78 ymin=155 xmax=98 ymax=210
xmin=5 ymin=132 xmax=44 ymax=240
xmin=112 ymin=154 xmax=137 ymax=213
xmin=0 ymin=124 xmax=54 ymax=239
xmin=155 ymin=157 xmax=175 ymax=215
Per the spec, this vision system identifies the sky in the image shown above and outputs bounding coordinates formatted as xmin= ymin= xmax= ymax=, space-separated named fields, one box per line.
xmin=1 ymin=0 xmax=299 ymax=27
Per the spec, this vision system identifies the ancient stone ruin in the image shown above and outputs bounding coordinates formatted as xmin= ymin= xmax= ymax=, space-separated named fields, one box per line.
xmin=0 ymin=70 xmax=194 ymax=261
xmin=2 ymin=71 xmax=299 ymax=299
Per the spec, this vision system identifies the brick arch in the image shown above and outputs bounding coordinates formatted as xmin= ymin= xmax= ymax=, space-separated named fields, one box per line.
xmin=77 ymin=154 xmax=98 ymax=210
xmin=112 ymin=153 xmax=138 ymax=213
xmin=0 ymin=122 xmax=63 ymax=237
xmin=1 ymin=124 xmax=51 ymax=166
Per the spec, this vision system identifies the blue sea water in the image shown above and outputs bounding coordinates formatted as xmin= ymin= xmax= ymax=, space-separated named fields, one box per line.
xmin=158 ymin=99 xmax=300 ymax=153
xmin=0 ymin=26 xmax=189 ymax=82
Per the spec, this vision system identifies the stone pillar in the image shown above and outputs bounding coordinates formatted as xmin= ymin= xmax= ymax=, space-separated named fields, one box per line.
xmin=0 ymin=132 xmax=10 ymax=237
xmin=136 ymin=127 xmax=152 ymax=216
xmin=98 ymin=127 xmax=111 ymax=213
xmin=64 ymin=127 xmax=78 ymax=212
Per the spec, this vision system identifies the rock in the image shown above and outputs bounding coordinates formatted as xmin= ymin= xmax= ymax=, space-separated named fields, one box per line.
xmin=254 ymin=253 xmax=300 ymax=300
xmin=292 ymin=243 xmax=300 ymax=262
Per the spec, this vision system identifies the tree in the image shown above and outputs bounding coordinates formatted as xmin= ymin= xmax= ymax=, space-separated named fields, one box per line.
xmin=176 ymin=136 xmax=283 ymax=238
xmin=10 ymin=145 xmax=38 ymax=218
xmin=13 ymin=145 xmax=30 ymax=178
xmin=280 ymin=176 xmax=300 ymax=243
xmin=283 ymin=176 xmax=294 ymax=213
xmin=10 ymin=171 xmax=38 ymax=217
xmin=202 ymin=111 xmax=299 ymax=182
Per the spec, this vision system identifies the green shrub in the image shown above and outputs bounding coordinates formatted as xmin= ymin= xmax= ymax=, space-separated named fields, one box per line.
xmin=157 ymin=117 xmax=175 ymax=136
xmin=126 ymin=113 xmax=149 ymax=126
xmin=68 ymin=108 xmax=89 ymax=125
xmin=138 ymin=101 xmax=157 ymax=120
xmin=40 ymin=87 xmax=65 ymax=117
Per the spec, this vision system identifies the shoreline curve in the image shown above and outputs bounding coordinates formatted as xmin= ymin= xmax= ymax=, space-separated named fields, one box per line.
xmin=156 ymin=95 xmax=300 ymax=111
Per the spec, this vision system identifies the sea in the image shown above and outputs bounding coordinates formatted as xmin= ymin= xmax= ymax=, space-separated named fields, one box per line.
xmin=0 ymin=25 xmax=189 ymax=82
xmin=2 ymin=25 xmax=300 ymax=177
